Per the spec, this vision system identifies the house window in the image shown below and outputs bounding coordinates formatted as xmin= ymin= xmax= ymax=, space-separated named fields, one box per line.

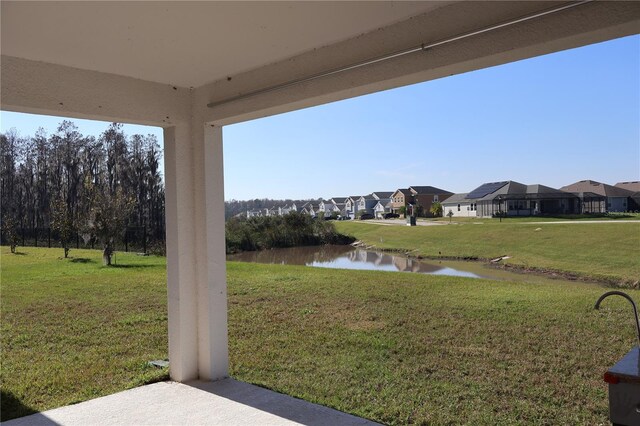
xmin=457 ymin=204 xmax=460 ymax=211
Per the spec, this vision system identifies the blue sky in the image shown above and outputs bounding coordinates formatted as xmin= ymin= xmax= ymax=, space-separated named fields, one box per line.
xmin=2 ymin=35 xmax=639 ymax=201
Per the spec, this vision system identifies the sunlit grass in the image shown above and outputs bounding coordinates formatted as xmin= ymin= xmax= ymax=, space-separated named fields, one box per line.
xmin=0 ymin=248 xmax=169 ymax=421
xmin=3 ymin=244 xmax=640 ymax=424
xmin=227 ymin=262 xmax=638 ymax=425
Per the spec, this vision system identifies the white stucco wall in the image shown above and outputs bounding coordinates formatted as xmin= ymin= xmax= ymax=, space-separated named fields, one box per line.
xmin=443 ymin=202 xmax=477 ymax=218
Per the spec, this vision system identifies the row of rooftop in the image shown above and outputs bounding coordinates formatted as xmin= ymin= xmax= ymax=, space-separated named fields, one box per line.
xmin=246 ymin=180 xmax=640 ymax=219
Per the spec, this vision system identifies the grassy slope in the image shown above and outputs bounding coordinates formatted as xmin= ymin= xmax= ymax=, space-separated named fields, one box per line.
xmin=335 ymin=221 xmax=640 ymax=284
xmin=3 ymin=247 xmax=640 ymax=424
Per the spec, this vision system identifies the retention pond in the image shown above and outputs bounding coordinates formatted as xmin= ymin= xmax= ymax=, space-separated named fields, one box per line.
xmin=227 ymin=245 xmax=585 ymax=284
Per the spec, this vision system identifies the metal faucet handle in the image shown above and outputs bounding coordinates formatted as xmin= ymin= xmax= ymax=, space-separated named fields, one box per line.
xmin=595 ymin=291 xmax=640 ymax=348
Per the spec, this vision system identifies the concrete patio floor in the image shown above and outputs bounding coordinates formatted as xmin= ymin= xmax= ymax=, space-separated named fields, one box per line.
xmin=4 ymin=379 xmax=379 ymax=426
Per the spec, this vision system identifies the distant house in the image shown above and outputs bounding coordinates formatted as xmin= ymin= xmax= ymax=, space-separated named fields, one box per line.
xmin=371 ymin=191 xmax=393 ymax=217
xmin=371 ymin=191 xmax=394 ymax=201
xmin=356 ymin=194 xmax=378 ymax=216
xmin=390 ymin=186 xmax=453 ymax=217
xmin=452 ymin=181 xmax=580 ymax=218
xmin=267 ymin=206 xmax=281 ymax=216
xmin=442 ymin=193 xmax=477 ymax=218
xmin=561 ymin=180 xmax=633 ymax=213
xmin=280 ymin=203 xmax=297 ymax=215
xmin=317 ymin=200 xmax=329 ymax=215
xmin=615 ymin=181 xmax=640 ymax=192
xmin=318 ymin=199 xmax=341 ymax=217
xmin=246 ymin=209 xmax=263 ymax=218
xmin=366 ymin=191 xmax=393 ymax=218
xmin=299 ymin=202 xmax=317 ymax=217
xmin=330 ymin=197 xmax=347 ymax=205
xmin=615 ymin=181 xmax=640 ymax=211
xmin=344 ymin=196 xmax=361 ymax=219
xmin=408 ymin=186 xmax=453 ymax=217
xmin=390 ymin=188 xmax=413 ymax=215
xmin=330 ymin=198 xmax=348 ymax=217
xmin=373 ymin=200 xmax=393 ymax=218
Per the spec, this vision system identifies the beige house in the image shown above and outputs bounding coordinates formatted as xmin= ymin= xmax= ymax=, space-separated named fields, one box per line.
xmin=390 ymin=188 xmax=413 ymax=215
xmin=390 ymin=186 xmax=453 ymax=216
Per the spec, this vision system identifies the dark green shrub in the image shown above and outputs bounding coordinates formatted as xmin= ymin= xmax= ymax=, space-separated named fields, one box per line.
xmin=225 ymin=212 xmax=354 ymax=254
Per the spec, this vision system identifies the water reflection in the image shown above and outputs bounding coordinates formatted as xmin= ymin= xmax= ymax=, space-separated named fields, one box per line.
xmin=227 ymin=246 xmax=485 ymax=278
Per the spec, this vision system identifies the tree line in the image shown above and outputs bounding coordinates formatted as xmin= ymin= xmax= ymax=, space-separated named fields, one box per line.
xmin=225 ymin=213 xmax=355 ymax=254
xmin=1 ymin=121 xmax=165 ymax=263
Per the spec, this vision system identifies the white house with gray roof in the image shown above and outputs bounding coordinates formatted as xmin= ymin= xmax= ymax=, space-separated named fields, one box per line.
xmin=344 ymin=196 xmax=361 ymax=219
xmin=446 ymin=181 xmax=580 ymax=218
xmin=356 ymin=194 xmax=378 ymax=216
xmin=373 ymin=200 xmax=394 ymax=218
xmin=442 ymin=193 xmax=477 ymax=217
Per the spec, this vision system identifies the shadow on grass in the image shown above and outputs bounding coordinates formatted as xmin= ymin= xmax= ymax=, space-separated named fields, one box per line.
xmin=606 ymin=214 xmax=639 ymax=220
xmin=11 ymin=251 xmax=27 ymax=256
xmin=70 ymin=258 xmax=95 ymax=264
xmin=105 ymin=264 xmax=159 ymax=269
xmin=0 ymin=390 xmax=40 ymax=422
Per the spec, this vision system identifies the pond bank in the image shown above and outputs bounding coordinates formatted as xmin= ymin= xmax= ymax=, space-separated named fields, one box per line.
xmin=227 ymin=245 xmax=613 ymax=287
xmin=368 ymin=246 xmax=636 ymax=288
xmin=335 ymin=221 xmax=640 ymax=288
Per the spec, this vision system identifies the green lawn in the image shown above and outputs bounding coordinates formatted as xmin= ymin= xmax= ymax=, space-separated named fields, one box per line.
xmin=0 ymin=248 xmax=169 ymax=421
xmin=336 ymin=221 xmax=640 ymax=285
xmin=2 ymin=245 xmax=640 ymax=424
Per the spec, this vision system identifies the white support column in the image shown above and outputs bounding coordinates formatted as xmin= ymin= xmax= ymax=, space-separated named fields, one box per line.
xmin=164 ymin=122 xmax=228 ymax=383
xmin=198 ymin=124 xmax=229 ymax=380
xmin=164 ymin=124 xmax=199 ymax=382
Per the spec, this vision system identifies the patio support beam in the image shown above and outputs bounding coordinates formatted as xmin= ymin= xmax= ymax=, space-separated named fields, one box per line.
xmin=197 ymin=0 xmax=639 ymax=126
xmin=164 ymin=121 xmax=228 ymax=382
xmin=0 ymin=55 xmax=190 ymax=127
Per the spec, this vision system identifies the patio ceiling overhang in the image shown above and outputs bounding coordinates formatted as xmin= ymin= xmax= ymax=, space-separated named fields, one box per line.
xmin=2 ymin=1 xmax=639 ymax=384
xmin=3 ymin=1 xmax=638 ymax=127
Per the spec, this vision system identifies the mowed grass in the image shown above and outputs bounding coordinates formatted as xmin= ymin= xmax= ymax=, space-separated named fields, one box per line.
xmin=3 ymin=245 xmax=640 ymax=424
xmin=335 ymin=221 xmax=640 ymax=285
xmin=227 ymin=262 xmax=640 ymax=425
xmin=1 ymin=248 xmax=169 ymax=421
